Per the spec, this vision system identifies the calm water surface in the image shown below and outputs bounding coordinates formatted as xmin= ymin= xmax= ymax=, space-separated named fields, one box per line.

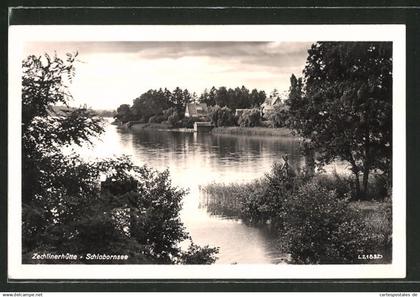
xmin=81 ymin=119 xmax=346 ymax=264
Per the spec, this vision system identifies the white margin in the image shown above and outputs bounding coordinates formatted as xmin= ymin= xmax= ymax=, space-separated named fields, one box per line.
xmin=8 ymin=25 xmax=406 ymax=279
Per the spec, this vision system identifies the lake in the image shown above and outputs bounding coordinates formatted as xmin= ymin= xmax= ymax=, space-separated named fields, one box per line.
xmin=80 ymin=119 xmax=347 ymax=264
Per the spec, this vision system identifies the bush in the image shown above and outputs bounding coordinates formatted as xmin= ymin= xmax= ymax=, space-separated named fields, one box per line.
xmin=313 ymin=172 xmax=352 ymax=199
xmin=266 ymin=105 xmax=289 ymax=128
xmin=180 ymin=242 xmax=220 ymax=264
xmin=314 ymin=171 xmax=391 ymax=201
xmin=24 ymin=156 xmax=220 ymax=264
xmin=283 ymin=182 xmax=385 ymax=264
xmin=238 ymin=108 xmax=261 ymax=127
xmin=369 ymin=174 xmax=391 ymax=201
xmin=179 ymin=117 xmax=196 ymax=129
xmin=245 ymin=162 xmax=303 ymax=227
xmin=260 ymin=120 xmax=272 ymax=128
xmin=167 ymin=111 xmax=182 ymax=127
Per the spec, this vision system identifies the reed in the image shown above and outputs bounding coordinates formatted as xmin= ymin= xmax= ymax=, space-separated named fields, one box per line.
xmin=200 ymin=179 xmax=265 ymax=220
xmin=211 ymin=126 xmax=295 ymax=137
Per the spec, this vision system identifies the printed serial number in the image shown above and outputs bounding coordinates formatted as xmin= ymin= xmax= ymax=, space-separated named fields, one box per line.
xmin=358 ymin=253 xmax=383 ymax=260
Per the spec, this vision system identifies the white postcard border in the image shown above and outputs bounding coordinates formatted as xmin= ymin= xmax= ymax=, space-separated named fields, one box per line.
xmin=8 ymin=24 xmax=406 ymax=279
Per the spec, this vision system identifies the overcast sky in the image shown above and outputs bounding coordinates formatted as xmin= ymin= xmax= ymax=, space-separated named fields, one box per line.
xmin=23 ymin=41 xmax=313 ymax=110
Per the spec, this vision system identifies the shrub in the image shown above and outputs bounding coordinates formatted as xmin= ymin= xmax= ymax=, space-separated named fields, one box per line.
xmin=369 ymin=174 xmax=391 ymax=201
xmin=313 ymin=172 xmax=352 ymax=199
xmin=283 ymin=182 xmax=385 ymax=264
xmin=179 ymin=117 xmax=196 ymax=129
xmin=238 ymin=108 xmax=261 ymax=127
xmin=167 ymin=111 xmax=182 ymax=127
xmin=266 ymin=105 xmax=289 ymax=128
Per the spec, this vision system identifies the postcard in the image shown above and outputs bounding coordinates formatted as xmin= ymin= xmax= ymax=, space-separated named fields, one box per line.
xmin=8 ymin=24 xmax=406 ymax=279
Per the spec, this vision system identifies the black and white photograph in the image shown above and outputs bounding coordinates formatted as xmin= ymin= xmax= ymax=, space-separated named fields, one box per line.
xmin=7 ymin=25 xmax=406 ymax=279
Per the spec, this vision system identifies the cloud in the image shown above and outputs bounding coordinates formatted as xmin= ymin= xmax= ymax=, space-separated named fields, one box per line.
xmin=23 ymin=41 xmax=313 ymax=109
xmin=24 ymin=41 xmax=312 ymax=70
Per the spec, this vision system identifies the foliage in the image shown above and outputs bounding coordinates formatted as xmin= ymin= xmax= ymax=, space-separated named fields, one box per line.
xmin=22 ymin=53 xmax=218 ymax=264
xmin=313 ymin=172 xmax=353 ymax=200
xmin=266 ymin=103 xmax=290 ymax=128
xmin=314 ymin=171 xmax=391 ymax=201
xmin=252 ymin=162 xmax=303 ymax=227
xmin=208 ymin=105 xmax=235 ymax=127
xmin=237 ymin=108 xmax=261 ymax=127
xmin=199 ymin=86 xmax=266 ymax=110
xmin=128 ymin=88 xmax=191 ymax=123
xmin=283 ymin=182 xmax=387 ymax=264
xmin=115 ymin=104 xmax=135 ymax=123
xmin=23 ymin=155 xmax=217 ymax=264
xmin=116 ymin=85 xmax=266 ymax=126
xmin=170 ymin=87 xmax=193 ymax=113
xmin=131 ymin=89 xmax=171 ymax=122
xmin=167 ymin=109 xmax=183 ymax=128
xmin=22 ymin=53 xmax=104 ymax=205
xmin=286 ymin=42 xmax=392 ymax=199
xmin=178 ymin=116 xmax=197 ymax=129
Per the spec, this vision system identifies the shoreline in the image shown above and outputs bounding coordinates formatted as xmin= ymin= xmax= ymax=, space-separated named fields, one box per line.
xmin=117 ymin=121 xmax=296 ymax=137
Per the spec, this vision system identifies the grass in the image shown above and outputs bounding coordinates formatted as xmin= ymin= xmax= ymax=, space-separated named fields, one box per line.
xmin=200 ymin=180 xmax=263 ymax=219
xmin=211 ymin=126 xmax=295 ymax=137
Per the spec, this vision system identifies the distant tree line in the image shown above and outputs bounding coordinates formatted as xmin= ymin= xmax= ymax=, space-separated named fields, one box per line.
xmin=93 ymin=109 xmax=116 ymax=118
xmin=114 ymin=86 xmax=267 ymax=128
xmin=199 ymin=86 xmax=266 ymax=110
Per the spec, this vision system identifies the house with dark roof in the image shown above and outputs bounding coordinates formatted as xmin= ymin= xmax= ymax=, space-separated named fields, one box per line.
xmin=185 ymin=103 xmax=209 ymax=118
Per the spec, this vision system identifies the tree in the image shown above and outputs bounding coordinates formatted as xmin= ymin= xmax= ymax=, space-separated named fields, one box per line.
xmin=170 ymin=87 xmax=192 ymax=113
xmin=286 ymin=74 xmax=304 ymax=121
xmin=284 ymin=182 xmax=383 ymax=263
xmin=208 ymin=105 xmax=235 ymax=127
xmin=115 ymin=104 xmax=134 ymax=123
xmin=266 ymin=103 xmax=289 ymax=128
xmin=250 ymin=88 xmax=266 ymax=107
xmin=238 ymin=108 xmax=261 ymax=127
xmin=131 ymin=89 xmax=172 ymax=122
xmin=287 ymin=42 xmax=392 ymax=199
xmin=22 ymin=53 xmax=104 ymax=204
xmin=199 ymin=87 xmax=217 ymax=106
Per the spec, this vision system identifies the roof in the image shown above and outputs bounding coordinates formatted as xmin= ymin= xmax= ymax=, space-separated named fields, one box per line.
xmin=263 ymin=96 xmax=282 ymax=107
